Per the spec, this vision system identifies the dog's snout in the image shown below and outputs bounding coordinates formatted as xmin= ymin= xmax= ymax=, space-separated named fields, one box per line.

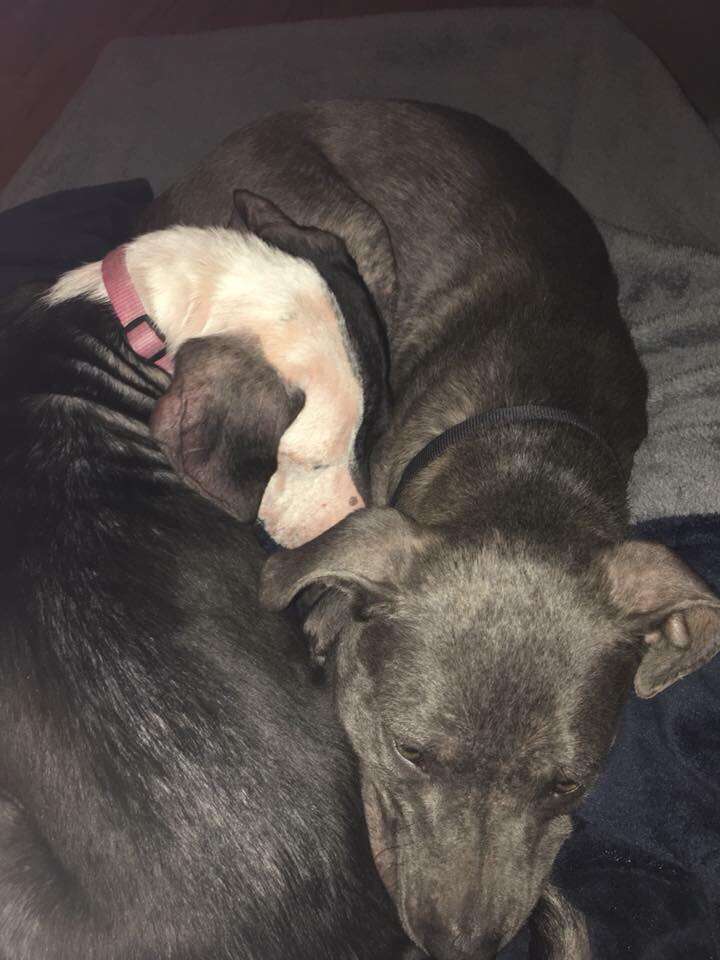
xmin=417 ymin=920 xmax=503 ymax=960
xmin=475 ymin=933 xmax=502 ymax=958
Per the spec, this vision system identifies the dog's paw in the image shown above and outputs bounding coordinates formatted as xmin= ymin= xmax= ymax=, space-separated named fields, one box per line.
xmin=258 ymin=461 xmax=364 ymax=549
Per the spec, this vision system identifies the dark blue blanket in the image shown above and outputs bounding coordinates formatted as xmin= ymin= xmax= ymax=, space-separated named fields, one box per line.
xmin=2 ymin=184 xmax=718 ymax=960
xmin=0 ymin=179 xmax=152 ymax=299
xmin=552 ymin=515 xmax=720 ymax=960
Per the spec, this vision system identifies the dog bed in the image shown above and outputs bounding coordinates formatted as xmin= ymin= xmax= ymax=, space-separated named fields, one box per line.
xmin=3 ymin=8 xmax=720 ymax=254
xmin=3 ymin=7 xmax=720 ymax=957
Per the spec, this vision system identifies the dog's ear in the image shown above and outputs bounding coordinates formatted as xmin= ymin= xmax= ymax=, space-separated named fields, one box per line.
xmin=260 ymin=507 xmax=426 ymax=661
xmin=602 ymin=540 xmax=720 ymax=698
xmin=229 ymin=189 xmax=300 ymax=238
xmin=229 ymin=189 xmax=347 ymax=261
xmin=150 ymin=334 xmax=300 ymax=521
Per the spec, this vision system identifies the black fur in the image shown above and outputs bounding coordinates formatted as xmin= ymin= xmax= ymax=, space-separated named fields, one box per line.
xmin=0 ymin=283 xmax=407 ymax=959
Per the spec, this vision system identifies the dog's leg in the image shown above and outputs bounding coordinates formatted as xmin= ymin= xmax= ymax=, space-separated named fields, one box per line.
xmin=258 ymin=380 xmax=365 ymax=548
xmin=0 ymin=795 xmax=100 ymax=955
xmin=528 ymin=884 xmax=590 ymax=960
xmin=397 ymin=947 xmax=426 ymax=960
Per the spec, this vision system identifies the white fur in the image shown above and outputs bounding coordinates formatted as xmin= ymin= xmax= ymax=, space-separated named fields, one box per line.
xmin=48 ymin=226 xmax=330 ymax=349
xmin=47 ymin=225 xmax=366 ymax=546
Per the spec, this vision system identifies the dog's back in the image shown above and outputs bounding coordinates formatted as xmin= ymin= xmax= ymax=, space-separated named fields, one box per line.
xmin=0 ymin=284 xmax=403 ymax=959
xmin=142 ymin=99 xmax=647 ymax=488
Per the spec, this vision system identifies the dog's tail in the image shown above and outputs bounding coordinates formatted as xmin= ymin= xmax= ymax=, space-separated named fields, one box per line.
xmin=527 ymin=884 xmax=591 ymax=960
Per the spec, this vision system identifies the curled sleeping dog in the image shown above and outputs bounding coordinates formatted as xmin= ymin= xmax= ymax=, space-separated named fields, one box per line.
xmin=142 ymin=99 xmax=720 ymax=960
xmin=51 ymin=189 xmax=390 ymax=549
xmin=0 ymin=254 xmax=407 ymax=956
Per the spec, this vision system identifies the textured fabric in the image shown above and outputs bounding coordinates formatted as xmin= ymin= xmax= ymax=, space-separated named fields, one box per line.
xmin=3 ymin=9 xmax=720 ymax=252
xmin=547 ymin=513 xmax=720 ymax=960
xmin=602 ymin=224 xmax=720 ymax=523
xmin=0 ymin=179 xmax=152 ymax=298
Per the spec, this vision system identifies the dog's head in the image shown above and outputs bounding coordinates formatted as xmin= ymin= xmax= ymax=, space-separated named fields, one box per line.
xmin=150 ymin=191 xmax=389 ymax=529
xmin=150 ymin=333 xmax=301 ymax=521
xmin=261 ymin=507 xmax=720 ymax=959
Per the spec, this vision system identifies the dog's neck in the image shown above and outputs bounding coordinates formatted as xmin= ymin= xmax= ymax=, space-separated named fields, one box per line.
xmin=47 ymin=226 xmax=327 ymax=355
xmin=392 ymin=424 xmax=629 ymax=552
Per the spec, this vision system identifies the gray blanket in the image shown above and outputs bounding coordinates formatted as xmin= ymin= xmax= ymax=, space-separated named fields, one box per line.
xmin=4 ymin=7 xmax=720 ymax=251
xmin=604 ymin=224 xmax=720 ymax=521
xmin=3 ymin=6 xmax=719 ymax=522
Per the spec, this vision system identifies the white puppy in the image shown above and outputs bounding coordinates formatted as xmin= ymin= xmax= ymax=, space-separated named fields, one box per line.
xmin=48 ymin=192 xmax=389 ymax=548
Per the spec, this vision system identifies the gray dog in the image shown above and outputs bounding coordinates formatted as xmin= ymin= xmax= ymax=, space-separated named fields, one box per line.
xmin=142 ymin=100 xmax=720 ymax=960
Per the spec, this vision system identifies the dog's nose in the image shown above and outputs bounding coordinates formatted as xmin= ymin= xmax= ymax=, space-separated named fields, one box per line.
xmin=419 ymin=925 xmax=502 ymax=960
xmin=476 ymin=934 xmax=502 ymax=958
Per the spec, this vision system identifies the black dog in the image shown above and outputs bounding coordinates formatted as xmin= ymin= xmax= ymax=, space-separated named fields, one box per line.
xmin=0 ymin=280 xmax=408 ymax=959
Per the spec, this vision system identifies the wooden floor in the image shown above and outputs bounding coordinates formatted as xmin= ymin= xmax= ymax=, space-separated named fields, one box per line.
xmin=2 ymin=0 xmax=719 ymax=192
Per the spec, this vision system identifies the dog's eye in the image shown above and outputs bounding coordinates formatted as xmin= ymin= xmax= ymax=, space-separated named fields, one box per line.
xmin=394 ymin=741 xmax=424 ymax=767
xmin=551 ymin=778 xmax=582 ymax=797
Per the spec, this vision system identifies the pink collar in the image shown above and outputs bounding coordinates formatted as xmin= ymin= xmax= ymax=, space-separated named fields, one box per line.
xmin=101 ymin=245 xmax=174 ymax=373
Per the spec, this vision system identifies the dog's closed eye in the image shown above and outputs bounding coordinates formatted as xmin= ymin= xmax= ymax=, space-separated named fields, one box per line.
xmin=549 ymin=778 xmax=583 ymax=798
xmin=394 ymin=741 xmax=426 ymax=769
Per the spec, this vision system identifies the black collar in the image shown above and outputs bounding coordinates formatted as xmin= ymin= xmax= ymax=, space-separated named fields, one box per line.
xmin=389 ymin=403 xmax=623 ymax=507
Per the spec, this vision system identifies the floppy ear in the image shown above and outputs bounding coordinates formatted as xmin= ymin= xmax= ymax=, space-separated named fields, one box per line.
xmin=602 ymin=540 xmax=720 ymax=698
xmin=150 ymin=334 xmax=300 ymax=521
xmin=229 ymin=189 xmax=302 ymax=238
xmin=229 ymin=189 xmax=347 ymax=261
xmin=260 ymin=507 xmax=426 ymax=660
